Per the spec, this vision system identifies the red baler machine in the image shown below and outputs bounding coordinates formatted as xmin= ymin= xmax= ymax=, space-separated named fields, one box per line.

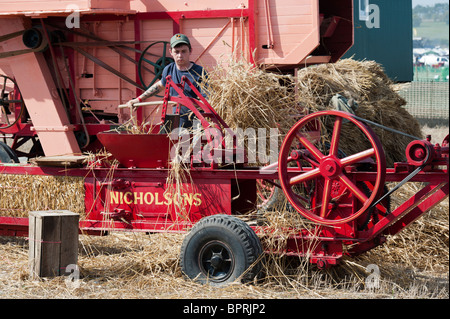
xmin=0 ymin=1 xmax=448 ymax=285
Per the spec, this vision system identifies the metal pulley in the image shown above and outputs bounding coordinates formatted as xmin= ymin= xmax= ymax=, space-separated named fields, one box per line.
xmin=0 ymin=27 xmax=47 ymax=59
xmin=406 ymin=138 xmax=435 ymax=166
xmin=22 ymin=27 xmax=48 ymax=51
xmin=138 ymin=41 xmax=174 ymax=89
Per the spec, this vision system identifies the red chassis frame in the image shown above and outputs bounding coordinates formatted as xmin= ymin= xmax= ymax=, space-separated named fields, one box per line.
xmin=0 ymin=77 xmax=448 ymax=269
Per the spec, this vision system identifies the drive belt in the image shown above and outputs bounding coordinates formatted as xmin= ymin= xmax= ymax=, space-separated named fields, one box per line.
xmin=350 ymin=113 xmax=427 ymax=195
xmin=351 ymin=112 xmax=427 ymax=211
xmin=351 ymin=114 xmax=422 ymax=141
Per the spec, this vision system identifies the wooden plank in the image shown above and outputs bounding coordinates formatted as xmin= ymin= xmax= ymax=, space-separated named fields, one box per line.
xmin=28 ymin=212 xmax=37 ymax=276
xmin=31 ymin=155 xmax=87 ymax=167
xmin=0 ymin=0 xmax=132 ymax=15
xmin=60 ymin=213 xmax=80 ymax=275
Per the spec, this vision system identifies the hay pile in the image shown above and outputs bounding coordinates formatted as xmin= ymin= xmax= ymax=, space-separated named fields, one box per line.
xmin=204 ymin=58 xmax=422 ymax=167
xmin=296 ymin=59 xmax=422 ymax=167
xmin=203 ymin=59 xmax=299 ymax=135
xmin=254 ymin=183 xmax=448 ymax=293
xmin=2 ymin=230 xmax=447 ymax=299
xmin=0 ymin=174 xmax=85 ymax=218
xmin=296 ymin=59 xmax=404 ymax=110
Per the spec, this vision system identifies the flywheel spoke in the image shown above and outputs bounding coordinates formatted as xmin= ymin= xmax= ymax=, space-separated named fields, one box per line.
xmin=340 ymin=148 xmax=376 ymax=167
xmin=296 ymin=132 xmax=325 ymax=161
xmin=289 ymin=167 xmax=321 ymax=186
xmin=319 ymin=179 xmax=333 ymax=218
xmin=339 ymin=174 xmax=369 ymax=203
xmin=329 ymin=116 xmax=343 ymax=156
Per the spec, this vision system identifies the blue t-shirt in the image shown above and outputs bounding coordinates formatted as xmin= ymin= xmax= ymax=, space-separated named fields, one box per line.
xmin=160 ymin=62 xmax=207 ymax=99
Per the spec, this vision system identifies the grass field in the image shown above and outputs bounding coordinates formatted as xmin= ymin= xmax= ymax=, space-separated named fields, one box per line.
xmin=413 ymin=66 xmax=449 ymax=81
xmin=414 ymin=20 xmax=449 ymax=46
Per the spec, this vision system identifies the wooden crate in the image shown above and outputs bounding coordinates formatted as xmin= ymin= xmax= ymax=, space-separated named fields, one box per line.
xmin=28 ymin=210 xmax=79 ymax=279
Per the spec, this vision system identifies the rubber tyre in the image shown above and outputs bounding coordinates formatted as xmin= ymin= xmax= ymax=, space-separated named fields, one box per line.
xmin=0 ymin=142 xmax=19 ymax=163
xmin=180 ymin=214 xmax=263 ymax=286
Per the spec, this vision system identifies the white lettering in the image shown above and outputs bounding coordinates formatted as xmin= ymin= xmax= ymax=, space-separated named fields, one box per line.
xmin=65 ymin=5 xmax=80 ymax=29
xmin=366 ymin=4 xmax=380 ymax=29
xmin=183 ymin=303 xmax=217 ymax=316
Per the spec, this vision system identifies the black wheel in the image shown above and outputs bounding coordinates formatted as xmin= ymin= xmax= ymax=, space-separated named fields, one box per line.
xmin=256 ymin=179 xmax=278 ymax=209
xmin=180 ymin=214 xmax=263 ymax=286
xmin=138 ymin=41 xmax=174 ymax=90
xmin=1 ymin=75 xmax=25 ymax=130
xmin=0 ymin=142 xmax=19 ymax=163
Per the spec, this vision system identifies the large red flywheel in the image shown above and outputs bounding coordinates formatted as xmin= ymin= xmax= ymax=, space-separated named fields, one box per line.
xmin=278 ymin=110 xmax=387 ymax=225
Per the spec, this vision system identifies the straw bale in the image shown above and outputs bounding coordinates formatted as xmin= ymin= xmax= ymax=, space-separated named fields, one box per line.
xmin=0 ymin=174 xmax=85 ymax=218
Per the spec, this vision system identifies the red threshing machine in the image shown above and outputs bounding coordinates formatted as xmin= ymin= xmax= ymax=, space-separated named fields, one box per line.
xmin=0 ymin=1 xmax=448 ymax=286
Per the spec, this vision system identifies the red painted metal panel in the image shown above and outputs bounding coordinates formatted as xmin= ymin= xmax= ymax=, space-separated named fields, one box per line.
xmin=0 ymin=216 xmax=28 ymax=237
xmin=97 ymin=132 xmax=171 ymax=168
xmin=84 ymin=176 xmax=232 ymax=224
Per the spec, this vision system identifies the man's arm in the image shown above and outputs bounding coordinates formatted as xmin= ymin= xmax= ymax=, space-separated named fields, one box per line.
xmin=126 ymin=80 xmax=164 ymax=109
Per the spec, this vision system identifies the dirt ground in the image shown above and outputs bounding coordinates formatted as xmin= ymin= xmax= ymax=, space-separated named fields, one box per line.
xmin=0 ymin=229 xmax=448 ymax=300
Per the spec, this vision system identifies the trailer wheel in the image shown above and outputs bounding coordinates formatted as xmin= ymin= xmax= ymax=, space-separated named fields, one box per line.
xmin=180 ymin=214 xmax=263 ymax=286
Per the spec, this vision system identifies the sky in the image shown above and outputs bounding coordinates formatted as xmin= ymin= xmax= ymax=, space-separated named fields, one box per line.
xmin=412 ymin=0 xmax=449 ymax=7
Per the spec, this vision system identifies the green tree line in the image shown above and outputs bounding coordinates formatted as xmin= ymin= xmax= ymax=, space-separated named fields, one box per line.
xmin=413 ymin=3 xmax=449 ymax=27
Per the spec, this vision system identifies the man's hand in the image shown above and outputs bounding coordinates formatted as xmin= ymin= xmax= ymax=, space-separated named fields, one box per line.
xmin=126 ymin=98 xmax=140 ymax=111
xmin=125 ymin=81 xmax=162 ymax=112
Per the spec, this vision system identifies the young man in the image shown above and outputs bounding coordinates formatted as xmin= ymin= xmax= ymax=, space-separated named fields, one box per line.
xmin=126 ymin=33 xmax=206 ymax=129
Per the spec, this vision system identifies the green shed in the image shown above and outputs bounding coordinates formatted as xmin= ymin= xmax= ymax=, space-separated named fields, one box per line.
xmin=344 ymin=0 xmax=413 ymax=82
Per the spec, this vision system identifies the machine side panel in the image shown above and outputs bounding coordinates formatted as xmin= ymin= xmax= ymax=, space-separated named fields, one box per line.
xmin=0 ymin=17 xmax=81 ymax=156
